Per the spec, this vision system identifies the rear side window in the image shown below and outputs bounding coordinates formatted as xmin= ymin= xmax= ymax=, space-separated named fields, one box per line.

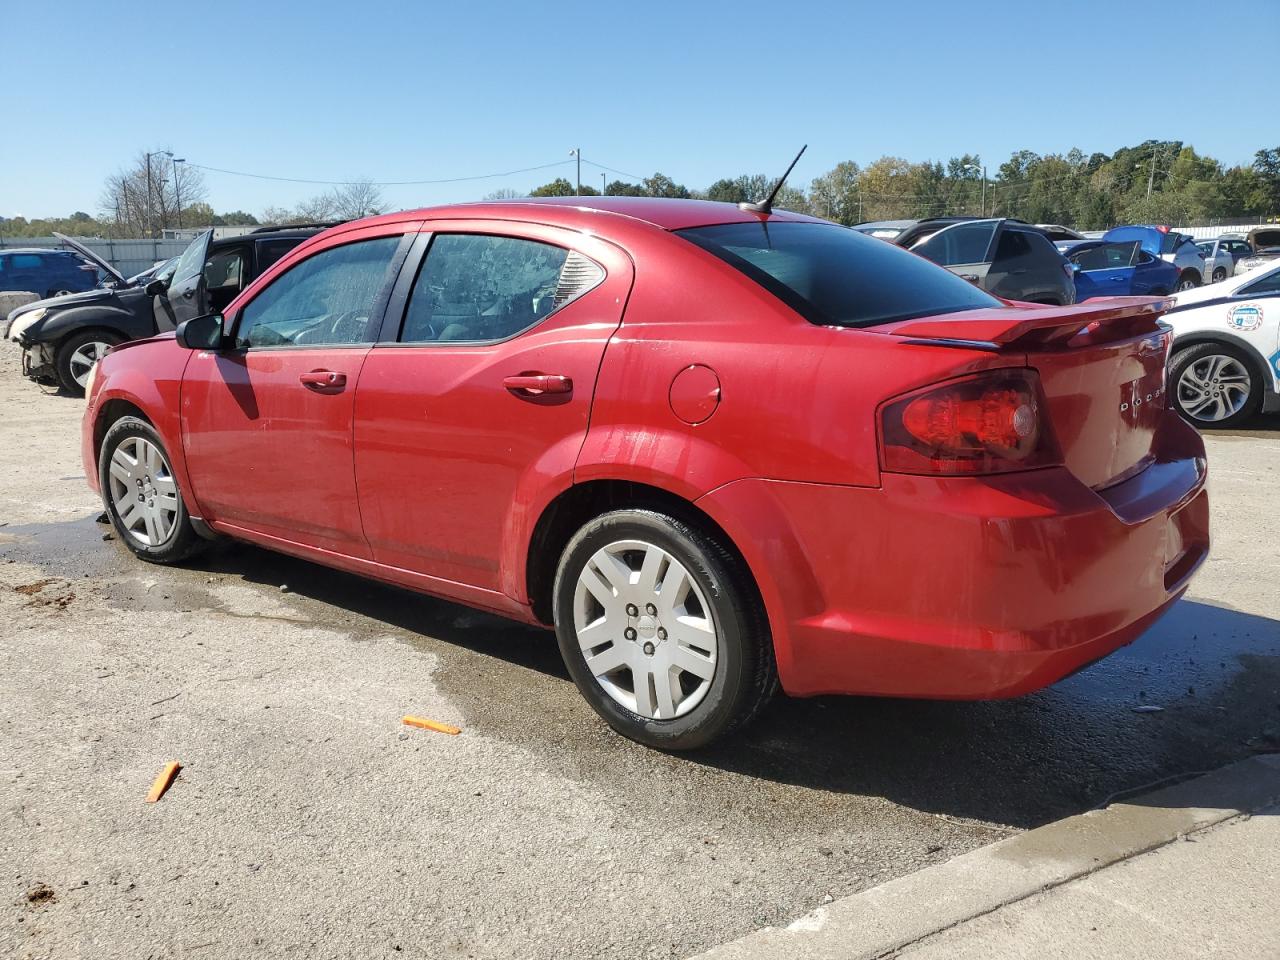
xmin=994 ymin=230 xmax=1032 ymax=261
xmin=257 ymin=238 xmax=302 ymax=273
xmin=678 ymin=221 xmax=1001 ymax=328
xmin=912 ymin=221 xmax=997 ymax=266
xmin=9 ymin=254 xmax=43 ymax=269
xmin=1071 ymin=242 xmax=1139 ymax=270
xmin=399 ymin=234 xmax=601 ymax=344
xmin=236 ymin=236 xmax=401 ymax=348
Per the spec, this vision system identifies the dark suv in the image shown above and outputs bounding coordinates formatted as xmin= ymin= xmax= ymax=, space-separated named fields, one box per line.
xmin=5 ymin=226 xmax=329 ymax=393
xmin=0 ymin=247 xmax=101 ymax=298
xmin=896 ymin=217 xmax=1075 ymax=305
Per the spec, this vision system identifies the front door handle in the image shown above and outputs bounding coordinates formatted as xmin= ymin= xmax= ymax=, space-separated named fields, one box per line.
xmin=504 ymin=374 xmax=572 ymax=396
xmin=182 ymin=289 xmax=195 ymax=300
xmin=299 ymin=370 xmax=347 ymax=391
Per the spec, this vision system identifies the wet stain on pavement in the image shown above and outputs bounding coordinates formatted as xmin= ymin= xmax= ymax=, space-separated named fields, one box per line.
xmin=4 ymin=513 xmax=1278 ymax=834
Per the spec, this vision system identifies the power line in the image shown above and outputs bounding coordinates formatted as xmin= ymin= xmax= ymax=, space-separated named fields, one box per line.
xmin=580 ymin=158 xmax=646 ymax=182
xmin=182 ymin=158 xmax=575 ymax=187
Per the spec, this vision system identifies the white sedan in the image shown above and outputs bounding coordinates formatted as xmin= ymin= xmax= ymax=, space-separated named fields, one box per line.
xmin=1164 ymin=261 xmax=1280 ymax=427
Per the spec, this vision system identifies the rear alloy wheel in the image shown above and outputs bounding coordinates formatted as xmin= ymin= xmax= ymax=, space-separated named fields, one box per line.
xmin=1212 ymin=268 xmax=1227 ymax=283
xmin=1170 ymin=343 xmax=1260 ymax=428
xmin=100 ymin=416 xmax=204 ymax=564
xmin=56 ymin=330 xmax=121 ymax=394
xmin=1176 ymin=272 xmax=1200 ymax=292
xmin=553 ymin=509 xmax=775 ymax=750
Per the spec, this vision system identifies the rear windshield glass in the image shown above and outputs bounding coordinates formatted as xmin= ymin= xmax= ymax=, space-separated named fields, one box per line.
xmin=677 ymin=222 xmax=1000 ymax=328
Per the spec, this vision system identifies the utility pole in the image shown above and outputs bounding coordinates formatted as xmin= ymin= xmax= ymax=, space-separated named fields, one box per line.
xmin=569 ymin=148 xmax=581 ymax=196
xmin=1147 ymin=147 xmax=1161 ymax=198
xmin=980 ymin=166 xmax=986 ymax=217
xmin=601 ymin=172 xmax=606 ymax=196
xmin=121 ymin=181 xmax=133 ymax=235
xmin=172 ymin=157 xmax=186 ymax=228
xmin=144 ymin=152 xmax=155 ymax=237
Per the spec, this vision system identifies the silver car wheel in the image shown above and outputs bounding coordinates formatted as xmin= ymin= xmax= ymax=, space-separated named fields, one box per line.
xmin=69 ymin=341 xmax=111 ymax=388
xmin=572 ymin=539 xmax=718 ymax=721
xmin=1176 ymin=277 xmax=1198 ymax=291
xmin=107 ymin=436 xmax=179 ymax=547
xmin=1177 ymin=354 xmax=1251 ymax=422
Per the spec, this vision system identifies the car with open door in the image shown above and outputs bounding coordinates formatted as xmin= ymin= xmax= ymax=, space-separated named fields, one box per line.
xmin=1103 ymin=225 xmax=1204 ymax=290
xmin=5 ymin=226 xmax=324 ymax=394
xmin=83 ymin=198 xmax=1207 ymax=750
xmin=896 ymin=217 xmax=1076 ymax=304
xmin=1064 ymin=239 xmax=1179 ymax=300
xmin=1194 ymin=238 xmax=1235 ymax=283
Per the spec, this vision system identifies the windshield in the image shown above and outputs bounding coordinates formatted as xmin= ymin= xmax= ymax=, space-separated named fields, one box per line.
xmin=677 ymin=221 xmax=1001 ymax=328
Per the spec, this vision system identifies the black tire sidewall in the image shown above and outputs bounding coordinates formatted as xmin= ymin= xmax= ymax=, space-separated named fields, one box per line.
xmin=99 ymin=416 xmax=200 ymax=564
xmin=56 ymin=330 xmax=121 ymax=395
xmin=1169 ymin=343 xmax=1261 ymax=428
xmin=552 ymin=509 xmax=761 ymax=751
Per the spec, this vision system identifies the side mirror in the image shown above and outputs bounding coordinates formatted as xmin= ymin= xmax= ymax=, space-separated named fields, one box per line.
xmin=1071 ymin=262 xmax=1082 ymax=273
xmin=144 ymin=278 xmax=167 ymax=297
xmin=176 ymin=313 xmax=225 ymax=351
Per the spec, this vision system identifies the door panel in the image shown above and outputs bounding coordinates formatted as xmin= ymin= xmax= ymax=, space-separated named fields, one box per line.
xmin=354 ymin=223 xmax=633 ymax=595
xmin=166 ymin=229 xmax=213 ymax=325
xmin=181 ymin=348 xmax=372 ymax=554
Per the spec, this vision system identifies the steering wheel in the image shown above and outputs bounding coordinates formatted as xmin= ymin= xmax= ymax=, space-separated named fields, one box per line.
xmin=329 ymin=309 xmax=369 ymax=343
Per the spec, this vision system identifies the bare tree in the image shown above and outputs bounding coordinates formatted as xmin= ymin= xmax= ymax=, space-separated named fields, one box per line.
xmin=327 ymin=180 xmax=384 ymax=220
xmin=99 ymin=150 xmax=207 ymax=237
xmin=483 ymin=187 xmax=525 ymax=200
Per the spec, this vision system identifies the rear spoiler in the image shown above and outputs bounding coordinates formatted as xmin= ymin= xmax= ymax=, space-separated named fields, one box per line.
xmin=888 ymin=297 xmax=1172 ymax=350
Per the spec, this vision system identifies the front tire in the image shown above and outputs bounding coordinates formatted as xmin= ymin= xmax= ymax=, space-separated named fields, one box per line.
xmin=552 ymin=509 xmax=776 ymax=750
xmin=99 ymin=416 xmax=204 ymax=564
xmin=56 ymin=330 xmax=121 ymax=395
xmin=1212 ymin=267 xmax=1227 ymax=283
xmin=1170 ymin=343 xmax=1261 ymax=428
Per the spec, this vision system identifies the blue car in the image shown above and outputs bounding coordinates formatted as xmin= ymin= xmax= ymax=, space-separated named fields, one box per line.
xmin=1101 ymin=225 xmax=1205 ymax=290
xmin=0 ymin=247 xmax=101 ymax=299
xmin=1062 ymin=239 xmax=1180 ymax=300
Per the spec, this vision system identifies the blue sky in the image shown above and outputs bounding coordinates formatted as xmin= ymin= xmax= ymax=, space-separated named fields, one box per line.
xmin=3 ymin=0 xmax=1276 ymax=219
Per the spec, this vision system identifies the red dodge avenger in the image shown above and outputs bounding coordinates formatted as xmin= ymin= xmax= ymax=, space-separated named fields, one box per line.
xmin=82 ymin=197 xmax=1209 ymax=749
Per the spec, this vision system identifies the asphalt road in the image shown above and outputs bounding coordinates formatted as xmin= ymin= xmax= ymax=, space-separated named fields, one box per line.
xmin=2 ymin=347 xmax=1278 ymax=960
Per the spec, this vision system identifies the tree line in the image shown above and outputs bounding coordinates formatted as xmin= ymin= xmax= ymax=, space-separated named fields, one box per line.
xmin=3 ymin=140 xmax=1276 ymax=240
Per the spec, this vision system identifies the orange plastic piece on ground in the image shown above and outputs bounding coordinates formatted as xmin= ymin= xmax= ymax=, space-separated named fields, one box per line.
xmin=402 ymin=715 xmax=461 ymax=735
xmin=145 ymin=761 xmax=181 ymax=803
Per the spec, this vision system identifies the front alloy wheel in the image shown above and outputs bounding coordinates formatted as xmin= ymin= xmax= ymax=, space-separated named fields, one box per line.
xmin=554 ymin=509 xmax=776 ymax=750
xmin=99 ymin=416 xmax=205 ymax=563
xmin=1170 ymin=344 xmax=1260 ymax=428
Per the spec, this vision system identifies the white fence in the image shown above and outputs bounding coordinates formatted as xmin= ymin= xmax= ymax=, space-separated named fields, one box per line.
xmin=0 ymin=237 xmax=190 ymax=277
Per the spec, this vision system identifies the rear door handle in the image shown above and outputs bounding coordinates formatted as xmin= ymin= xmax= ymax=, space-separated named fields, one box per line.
xmin=503 ymin=374 xmax=572 ymax=396
xmin=299 ymin=370 xmax=347 ymax=391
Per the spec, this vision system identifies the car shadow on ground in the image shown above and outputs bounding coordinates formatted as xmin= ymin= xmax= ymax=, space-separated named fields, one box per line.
xmin=5 ymin=515 xmax=1278 ymax=830
xmin=200 ymin=537 xmax=1280 ymax=828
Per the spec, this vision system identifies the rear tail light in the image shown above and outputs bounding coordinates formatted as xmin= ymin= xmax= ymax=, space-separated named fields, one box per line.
xmin=879 ymin=369 xmax=1061 ymax=476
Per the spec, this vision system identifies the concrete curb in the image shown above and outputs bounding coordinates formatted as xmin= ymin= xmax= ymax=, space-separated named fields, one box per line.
xmin=691 ymin=754 xmax=1280 ymax=960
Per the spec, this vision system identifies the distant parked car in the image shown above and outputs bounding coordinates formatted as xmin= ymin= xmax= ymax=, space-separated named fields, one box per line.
xmin=850 ymin=219 xmax=916 ymax=240
xmin=1194 ymin=238 xmax=1237 ymax=283
xmin=1234 ymin=226 xmax=1280 ymax=274
xmin=4 ymin=226 xmax=326 ymax=393
xmin=0 ymin=247 xmax=101 ymax=298
xmin=1036 ymin=224 xmax=1087 ymax=243
xmin=896 ymin=217 xmax=1075 ymax=304
xmin=1164 ymin=260 xmax=1280 ymax=427
xmin=1103 ymin=225 xmax=1204 ymax=290
xmin=1063 ymin=239 xmax=1179 ymax=299
xmin=1216 ymin=234 xmax=1254 ymax=265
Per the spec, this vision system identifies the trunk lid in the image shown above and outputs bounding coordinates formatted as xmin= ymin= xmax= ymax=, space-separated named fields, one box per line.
xmin=879 ymin=297 xmax=1173 ymax=489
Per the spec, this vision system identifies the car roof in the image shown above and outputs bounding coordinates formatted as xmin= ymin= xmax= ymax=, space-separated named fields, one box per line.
xmin=0 ymin=247 xmax=78 ymax=256
xmin=337 ymin=197 xmax=824 ymax=234
xmin=210 ymin=226 xmax=327 ymax=248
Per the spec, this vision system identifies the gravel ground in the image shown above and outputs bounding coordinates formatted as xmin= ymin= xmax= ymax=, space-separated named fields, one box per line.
xmin=1 ymin=344 xmax=1277 ymax=960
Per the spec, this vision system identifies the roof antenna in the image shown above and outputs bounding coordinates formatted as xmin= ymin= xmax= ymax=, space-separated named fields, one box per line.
xmin=739 ymin=144 xmax=807 ymax=215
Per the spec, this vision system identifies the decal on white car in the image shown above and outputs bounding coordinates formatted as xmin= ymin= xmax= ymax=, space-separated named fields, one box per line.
xmin=1227 ymin=303 xmax=1264 ymax=332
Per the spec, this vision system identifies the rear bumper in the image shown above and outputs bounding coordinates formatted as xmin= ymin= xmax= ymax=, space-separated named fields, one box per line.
xmin=697 ymin=411 xmax=1209 ymax=700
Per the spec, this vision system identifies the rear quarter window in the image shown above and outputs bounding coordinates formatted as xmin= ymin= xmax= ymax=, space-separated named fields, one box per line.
xmin=677 ymin=221 xmax=1001 ymax=328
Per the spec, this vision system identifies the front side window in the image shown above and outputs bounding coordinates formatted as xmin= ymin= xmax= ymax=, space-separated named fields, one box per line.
xmin=257 ymin=238 xmax=303 ymax=273
xmin=172 ymin=231 xmax=210 ymax=285
xmin=678 ymin=221 xmax=1001 ymax=328
xmin=911 ymin=221 xmax=998 ymax=266
xmin=1238 ymin=269 xmax=1280 ymax=297
xmin=236 ymin=236 xmax=401 ymax=348
xmin=399 ymin=234 xmax=592 ymax=344
xmin=205 ymin=248 xmax=245 ymax=293
xmin=1071 ymin=241 xmax=1139 ymax=271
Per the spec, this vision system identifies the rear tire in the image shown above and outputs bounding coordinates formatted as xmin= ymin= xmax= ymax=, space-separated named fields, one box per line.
xmin=1169 ymin=343 xmax=1261 ymax=429
xmin=55 ymin=330 xmax=121 ymax=395
xmin=552 ymin=508 xmax=776 ymax=750
xmin=99 ymin=416 xmax=205 ymax=564
xmin=1176 ymin=271 xmax=1201 ymax=291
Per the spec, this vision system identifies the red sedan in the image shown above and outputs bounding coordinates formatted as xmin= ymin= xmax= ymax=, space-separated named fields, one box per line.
xmin=82 ymin=198 xmax=1209 ymax=749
